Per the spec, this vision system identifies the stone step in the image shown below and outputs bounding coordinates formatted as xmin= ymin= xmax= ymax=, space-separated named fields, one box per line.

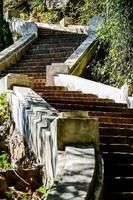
xmin=28 ymin=47 xmax=76 ymax=54
xmin=20 ymin=57 xmax=68 ymax=63
xmin=38 ymin=28 xmax=82 ymax=35
xmin=6 ymin=68 xmax=46 ymax=73
xmin=38 ymin=34 xmax=86 ymax=39
xmin=32 ymin=42 xmax=80 ymax=49
xmin=38 ymin=28 xmax=73 ymax=35
xmin=23 ymin=51 xmax=73 ymax=59
xmin=36 ymin=38 xmax=85 ymax=44
xmin=15 ymin=62 xmax=47 ymax=67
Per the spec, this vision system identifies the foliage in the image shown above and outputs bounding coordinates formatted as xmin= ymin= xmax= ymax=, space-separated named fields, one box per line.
xmin=65 ymin=0 xmax=105 ymax=25
xmin=38 ymin=185 xmax=46 ymax=194
xmin=92 ymin=0 xmax=133 ymax=87
xmin=4 ymin=0 xmax=104 ymax=24
xmin=0 ymin=93 xmax=10 ymax=125
xmin=0 ymin=151 xmax=11 ymax=168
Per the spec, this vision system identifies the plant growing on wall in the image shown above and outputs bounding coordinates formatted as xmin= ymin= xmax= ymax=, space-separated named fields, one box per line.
xmin=0 ymin=93 xmax=10 ymax=125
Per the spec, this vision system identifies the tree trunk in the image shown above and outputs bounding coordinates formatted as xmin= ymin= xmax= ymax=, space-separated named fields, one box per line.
xmin=0 ymin=0 xmax=4 ymax=51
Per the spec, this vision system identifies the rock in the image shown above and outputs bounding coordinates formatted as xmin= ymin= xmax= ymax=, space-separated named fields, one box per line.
xmin=0 ymin=175 xmax=8 ymax=192
xmin=9 ymin=127 xmax=25 ymax=168
xmin=46 ymin=0 xmax=70 ymax=10
xmin=0 ymin=167 xmax=42 ymax=191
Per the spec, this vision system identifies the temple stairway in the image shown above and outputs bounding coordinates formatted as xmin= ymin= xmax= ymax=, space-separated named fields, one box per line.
xmin=0 ymin=27 xmax=133 ymax=199
xmin=43 ymin=89 xmax=133 ymax=200
xmin=0 ymin=28 xmax=87 ymax=89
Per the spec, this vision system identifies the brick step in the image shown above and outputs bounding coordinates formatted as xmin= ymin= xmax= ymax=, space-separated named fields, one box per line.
xmin=88 ymin=111 xmax=133 ymax=118
xmin=38 ymin=28 xmax=74 ymax=35
xmin=38 ymin=28 xmax=82 ymax=35
xmin=33 ymin=79 xmax=46 ymax=83
xmin=34 ymin=86 xmax=66 ymax=91
xmin=48 ymin=102 xmax=131 ymax=113
xmin=45 ymin=98 xmax=126 ymax=107
xmin=103 ymin=192 xmax=133 ymax=200
xmin=10 ymin=66 xmax=47 ymax=71
xmin=104 ymin=176 xmax=133 ymax=192
xmin=98 ymin=116 xmax=133 ymax=124
xmin=103 ymin=163 xmax=133 ymax=177
xmin=32 ymin=42 xmax=81 ymax=49
xmin=37 ymin=90 xmax=97 ymax=97
xmin=100 ymin=127 xmax=133 ymax=136
xmin=6 ymin=67 xmax=46 ymax=75
xmin=40 ymin=92 xmax=98 ymax=98
xmin=42 ymin=96 xmax=99 ymax=102
xmin=23 ymin=51 xmax=73 ymax=59
xmin=28 ymin=47 xmax=76 ymax=54
xmin=0 ymin=72 xmax=46 ymax=80
xmin=15 ymin=62 xmax=47 ymax=67
xmin=38 ymin=34 xmax=86 ymax=39
xmin=102 ymin=152 xmax=133 ymax=163
xmin=20 ymin=57 xmax=68 ymax=63
xmin=100 ymin=143 xmax=133 ymax=153
xmin=36 ymin=38 xmax=85 ymax=44
xmin=100 ymin=122 xmax=133 ymax=128
xmin=100 ymin=135 xmax=133 ymax=146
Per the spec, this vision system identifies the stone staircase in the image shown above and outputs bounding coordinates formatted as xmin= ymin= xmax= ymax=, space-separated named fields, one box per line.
xmin=0 ymin=28 xmax=87 ymax=90
xmin=0 ymin=27 xmax=133 ymax=199
xmin=44 ymin=90 xmax=133 ymax=200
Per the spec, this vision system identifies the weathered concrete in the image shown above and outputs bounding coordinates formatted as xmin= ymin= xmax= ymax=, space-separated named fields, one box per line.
xmin=8 ymin=86 xmax=59 ymax=186
xmin=48 ymin=147 xmax=95 ymax=200
xmin=0 ymin=19 xmax=37 ymax=73
xmin=46 ymin=63 xmax=68 ymax=86
xmin=54 ymin=74 xmax=128 ymax=103
xmin=88 ymin=17 xmax=104 ymax=35
xmin=64 ymin=17 xmax=104 ymax=75
xmin=56 ymin=117 xmax=99 ymax=151
xmin=0 ymin=74 xmax=34 ymax=94
xmin=0 ymin=34 xmax=36 ymax=72
xmin=9 ymin=18 xmax=38 ymax=37
xmin=36 ymin=22 xmax=89 ymax=34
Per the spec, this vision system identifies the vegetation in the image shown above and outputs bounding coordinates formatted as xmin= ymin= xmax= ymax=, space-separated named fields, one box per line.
xmin=0 ymin=0 xmax=13 ymax=51
xmin=4 ymin=0 xmax=104 ymax=24
xmin=90 ymin=0 xmax=133 ymax=87
xmin=0 ymin=93 xmax=10 ymax=125
xmin=0 ymin=151 xmax=11 ymax=169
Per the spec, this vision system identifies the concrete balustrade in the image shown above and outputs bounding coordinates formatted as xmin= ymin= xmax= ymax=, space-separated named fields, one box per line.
xmin=54 ymin=74 xmax=129 ymax=104
xmin=0 ymin=19 xmax=37 ymax=73
xmin=36 ymin=22 xmax=89 ymax=34
xmin=65 ymin=17 xmax=104 ymax=76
